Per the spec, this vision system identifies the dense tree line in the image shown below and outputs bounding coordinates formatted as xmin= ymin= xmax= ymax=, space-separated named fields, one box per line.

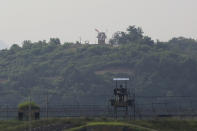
xmin=0 ymin=26 xmax=197 ymax=106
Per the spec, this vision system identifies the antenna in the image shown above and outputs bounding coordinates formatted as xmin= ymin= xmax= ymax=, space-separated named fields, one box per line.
xmin=79 ymin=37 xmax=82 ymax=44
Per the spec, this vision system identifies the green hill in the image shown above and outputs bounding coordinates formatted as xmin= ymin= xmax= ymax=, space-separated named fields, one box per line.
xmin=0 ymin=26 xmax=197 ymax=105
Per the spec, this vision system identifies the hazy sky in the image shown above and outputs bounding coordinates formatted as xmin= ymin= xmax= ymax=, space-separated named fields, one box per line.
xmin=0 ymin=0 xmax=197 ymax=46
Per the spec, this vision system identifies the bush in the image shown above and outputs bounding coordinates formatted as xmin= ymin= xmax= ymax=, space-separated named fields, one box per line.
xmin=18 ymin=101 xmax=40 ymax=110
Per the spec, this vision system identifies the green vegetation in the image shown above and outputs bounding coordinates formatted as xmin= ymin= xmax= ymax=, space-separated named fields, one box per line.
xmin=0 ymin=26 xmax=197 ymax=105
xmin=18 ymin=101 xmax=40 ymax=110
xmin=1 ymin=118 xmax=197 ymax=131
xmin=0 ymin=120 xmax=25 ymax=131
xmin=68 ymin=121 xmax=156 ymax=131
xmin=132 ymin=119 xmax=197 ymax=131
xmin=68 ymin=119 xmax=197 ymax=131
xmin=0 ymin=118 xmax=85 ymax=131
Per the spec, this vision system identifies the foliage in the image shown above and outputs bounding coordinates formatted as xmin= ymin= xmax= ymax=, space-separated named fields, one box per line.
xmin=18 ymin=101 xmax=40 ymax=110
xmin=0 ymin=118 xmax=85 ymax=131
xmin=1 ymin=118 xmax=197 ymax=131
xmin=132 ymin=119 xmax=197 ymax=131
xmin=109 ymin=25 xmax=154 ymax=45
xmin=0 ymin=27 xmax=197 ymax=105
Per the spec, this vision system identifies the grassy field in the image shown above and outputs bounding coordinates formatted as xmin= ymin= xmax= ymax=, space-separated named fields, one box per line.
xmin=1 ymin=118 xmax=197 ymax=131
xmin=0 ymin=118 xmax=85 ymax=131
xmin=67 ymin=121 xmax=156 ymax=131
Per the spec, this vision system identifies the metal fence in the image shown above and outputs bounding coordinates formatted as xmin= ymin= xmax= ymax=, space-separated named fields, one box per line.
xmin=1 ymin=102 xmax=197 ymax=120
xmin=1 ymin=95 xmax=197 ymax=120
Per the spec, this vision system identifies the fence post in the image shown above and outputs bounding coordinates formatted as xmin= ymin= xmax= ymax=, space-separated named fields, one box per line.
xmin=190 ymin=101 xmax=194 ymax=119
xmin=6 ymin=105 xmax=8 ymax=120
xmin=46 ymin=91 xmax=49 ymax=119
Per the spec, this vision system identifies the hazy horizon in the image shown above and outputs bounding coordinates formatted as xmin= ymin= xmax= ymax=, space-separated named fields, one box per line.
xmin=0 ymin=0 xmax=197 ymax=47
